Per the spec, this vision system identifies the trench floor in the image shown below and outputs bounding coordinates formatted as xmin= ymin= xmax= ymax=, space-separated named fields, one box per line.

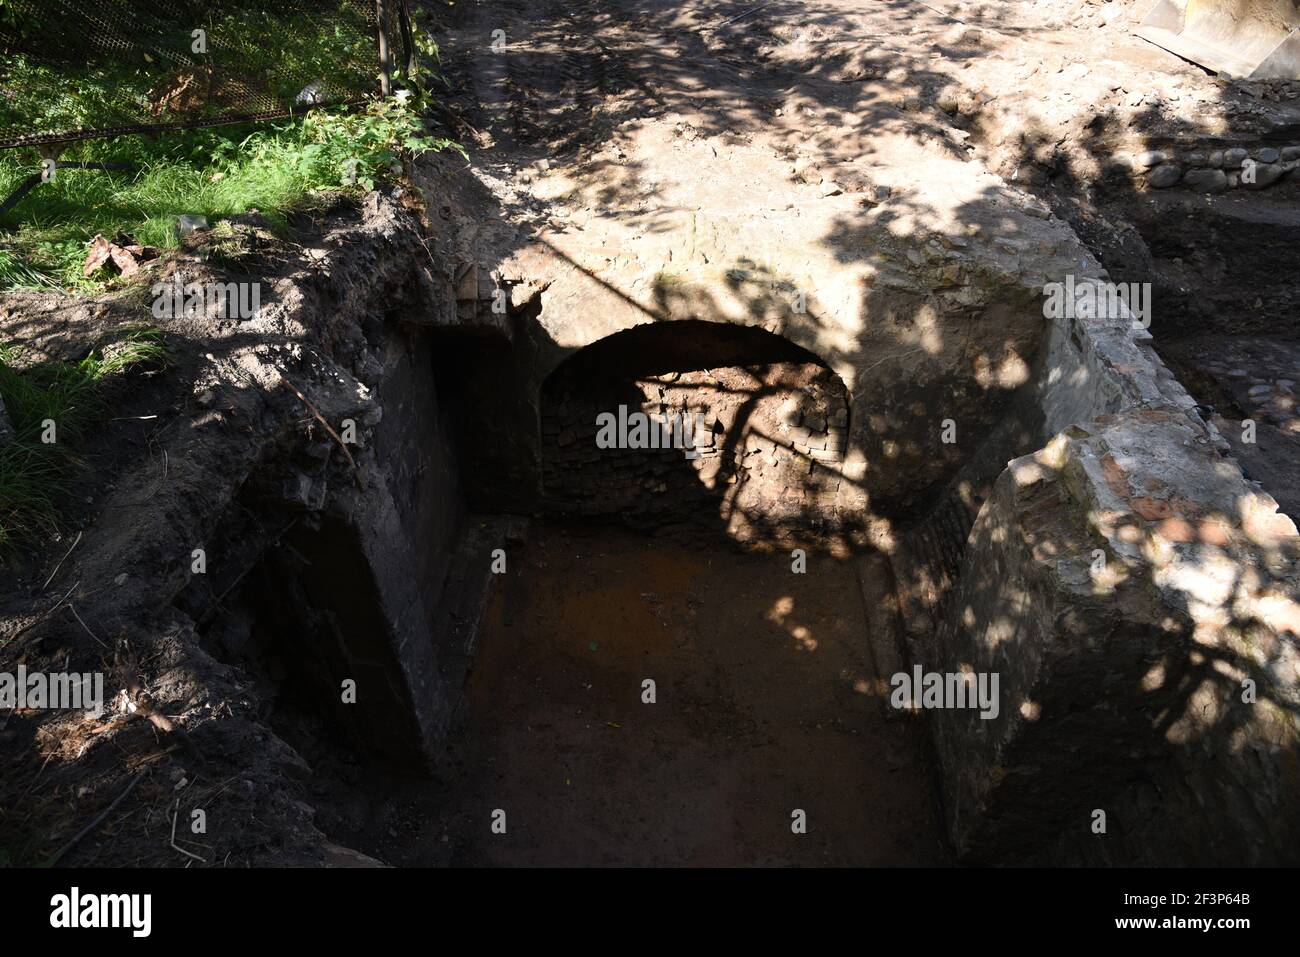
xmin=430 ymin=524 xmax=950 ymax=866
xmin=303 ymin=523 xmax=951 ymax=865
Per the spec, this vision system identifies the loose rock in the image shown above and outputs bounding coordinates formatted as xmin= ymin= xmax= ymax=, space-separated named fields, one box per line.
xmin=1147 ymin=164 xmax=1182 ymax=188
xmin=1243 ymin=161 xmax=1285 ymax=189
xmin=1183 ymin=168 xmax=1228 ymax=192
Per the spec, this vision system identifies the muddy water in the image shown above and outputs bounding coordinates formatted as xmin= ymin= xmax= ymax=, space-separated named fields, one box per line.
xmin=438 ymin=524 xmax=951 ymax=866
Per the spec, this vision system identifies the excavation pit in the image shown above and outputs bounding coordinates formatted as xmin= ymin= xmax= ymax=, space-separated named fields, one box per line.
xmin=158 ymin=207 xmax=1299 ymax=868
xmin=8 ymin=16 xmax=1300 ymax=865
xmin=540 ymin=320 xmax=855 ymax=545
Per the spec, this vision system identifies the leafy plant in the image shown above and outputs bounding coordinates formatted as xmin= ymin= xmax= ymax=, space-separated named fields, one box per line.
xmin=302 ymin=92 xmax=459 ymax=191
xmin=0 ymin=88 xmax=458 ymax=289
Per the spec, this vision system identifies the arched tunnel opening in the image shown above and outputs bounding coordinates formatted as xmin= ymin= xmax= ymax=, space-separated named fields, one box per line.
xmin=539 ymin=320 xmax=854 ymax=546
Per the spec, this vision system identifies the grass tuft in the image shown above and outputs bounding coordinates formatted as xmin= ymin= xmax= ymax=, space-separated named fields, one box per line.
xmin=0 ymin=325 xmax=168 ymax=558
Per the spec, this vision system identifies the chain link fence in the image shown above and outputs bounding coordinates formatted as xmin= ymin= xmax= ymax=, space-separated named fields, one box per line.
xmin=0 ymin=1 xmax=413 ymax=151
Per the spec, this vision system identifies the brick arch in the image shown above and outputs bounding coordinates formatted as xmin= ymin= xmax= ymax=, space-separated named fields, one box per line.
xmin=532 ymin=312 xmax=854 ymax=395
xmin=540 ymin=318 xmax=838 ymax=386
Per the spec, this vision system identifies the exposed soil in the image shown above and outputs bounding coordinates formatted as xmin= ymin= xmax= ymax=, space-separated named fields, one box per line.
xmin=0 ymin=195 xmax=438 ymax=868
xmin=296 ymin=524 xmax=950 ymax=867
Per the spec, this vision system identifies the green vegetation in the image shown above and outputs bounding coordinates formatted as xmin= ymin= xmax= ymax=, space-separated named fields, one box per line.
xmin=0 ymin=3 xmax=460 ymax=554
xmin=0 ymin=2 xmax=459 ymax=291
xmin=0 ymin=3 xmax=378 ymax=135
xmin=0 ymin=324 xmax=166 ymax=554
xmin=0 ymin=94 xmax=456 ymax=289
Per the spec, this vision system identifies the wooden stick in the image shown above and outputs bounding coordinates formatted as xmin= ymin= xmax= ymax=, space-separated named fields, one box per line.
xmin=715 ymin=0 xmax=778 ymax=28
xmin=170 ymin=798 xmax=207 ymax=863
xmin=41 ymin=530 xmax=82 ymax=591
xmin=49 ymin=770 xmax=145 ymax=866
xmin=67 ymin=603 xmax=110 ymax=649
xmin=282 ymin=379 xmax=357 ymax=468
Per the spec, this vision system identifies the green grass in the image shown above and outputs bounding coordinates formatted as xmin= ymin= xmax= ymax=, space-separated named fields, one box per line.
xmin=0 ymin=4 xmax=378 ymax=137
xmin=1 ymin=0 xmax=459 ymax=292
xmin=0 ymin=8 xmax=458 ymax=547
xmin=0 ymin=94 xmax=456 ymax=290
xmin=1 ymin=126 xmax=334 ymax=289
xmin=0 ymin=247 xmax=58 ymax=288
xmin=0 ymin=325 xmax=167 ymax=556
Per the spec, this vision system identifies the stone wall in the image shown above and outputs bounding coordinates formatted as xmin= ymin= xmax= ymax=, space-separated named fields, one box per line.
xmin=890 ymin=270 xmax=1300 ymax=864
xmin=931 ymin=414 xmax=1300 ymax=865
xmin=1135 ymin=144 xmax=1300 ymax=193
xmin=328 ymin=324 xmax=468 ymax=759
xmin=893 ymin=275 xmax=1204 ymax=653
xmin=165 ymin=195 xmax=472 ymax=770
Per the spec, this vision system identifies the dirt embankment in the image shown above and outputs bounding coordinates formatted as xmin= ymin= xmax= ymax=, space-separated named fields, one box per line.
xmin=0 ymin=191 xmax=448 ymax=867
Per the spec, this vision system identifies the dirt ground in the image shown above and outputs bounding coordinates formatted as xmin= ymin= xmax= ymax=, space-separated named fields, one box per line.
xmin=302 ymin=524 xmax=949 ymax=866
